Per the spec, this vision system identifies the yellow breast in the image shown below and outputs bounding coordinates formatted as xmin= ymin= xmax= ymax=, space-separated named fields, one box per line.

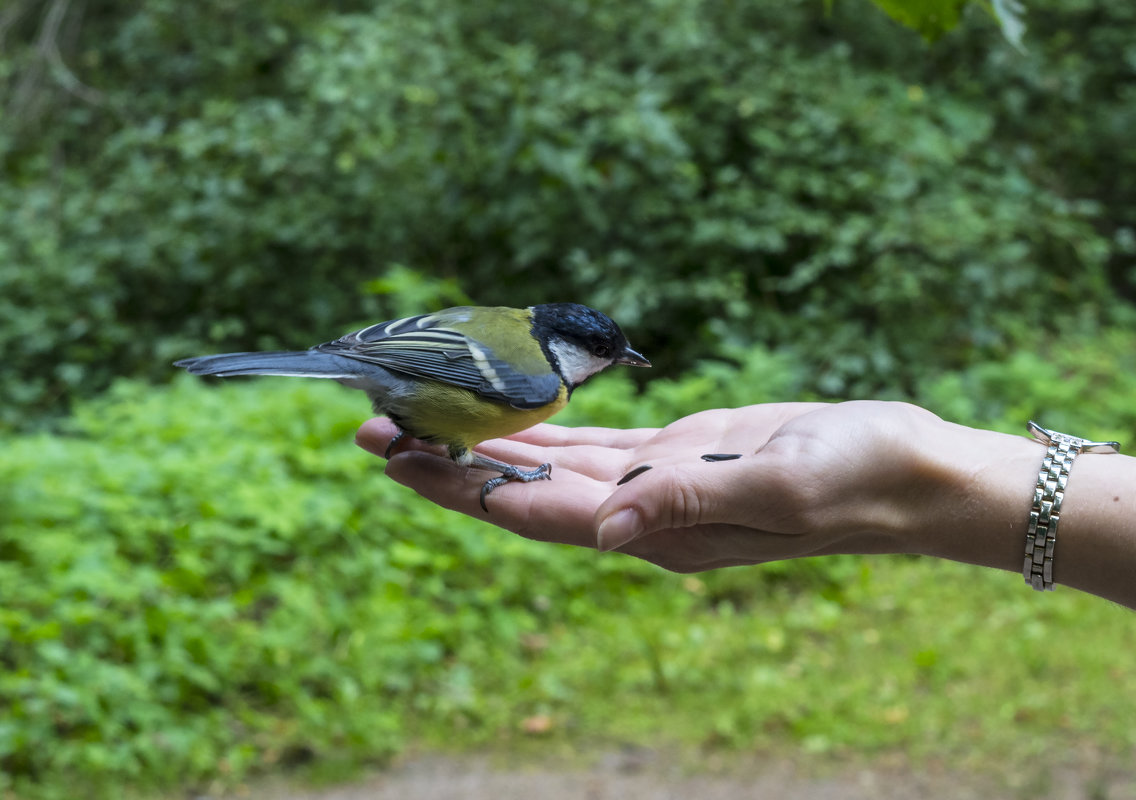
xmin=397 ymin=382 xmax=569 ymax=451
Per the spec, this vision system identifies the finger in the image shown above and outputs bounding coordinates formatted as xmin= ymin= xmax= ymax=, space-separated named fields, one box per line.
xmin=355 ymin=417 xmax=406 ymax=457
xmin=355 ymin=418 xmax=551 ymax=464
xmin=614 ymin=520 xmax=901 ymax=573
xmin=385 ymin=450 xmax=609 ymax=547
xmin=357 ymin=418 xmax=647 ymax=481
xmin=474 ymin=437 xmax=638 ymax=482
xmin=614 ymin=524 xmax=777 ymax=572
xmin=593 ymin=458 xmax=770 ymax=552
xmin=506 ymin=423 xmax=659 ymax=450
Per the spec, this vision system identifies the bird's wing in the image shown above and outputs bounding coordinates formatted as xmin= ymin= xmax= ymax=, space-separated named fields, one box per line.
xmin=316 ymin=310 xmax=562 ymax=409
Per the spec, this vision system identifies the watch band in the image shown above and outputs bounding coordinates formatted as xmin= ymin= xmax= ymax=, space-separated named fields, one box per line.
xmin=1023 ymin=421 xmax=1120 ymax=591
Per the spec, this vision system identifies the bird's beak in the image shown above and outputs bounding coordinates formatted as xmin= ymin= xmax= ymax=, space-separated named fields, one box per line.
xmin=616 ymin=347 xmax=651 ymax=368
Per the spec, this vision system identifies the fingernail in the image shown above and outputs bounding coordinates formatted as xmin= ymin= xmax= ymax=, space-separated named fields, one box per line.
xmin=597 ymin=508 xmax=643 ymax=552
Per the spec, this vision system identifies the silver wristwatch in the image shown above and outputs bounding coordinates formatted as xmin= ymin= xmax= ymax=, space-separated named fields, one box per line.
xmin=1023 ymin=421 xmax=1120 ymax=591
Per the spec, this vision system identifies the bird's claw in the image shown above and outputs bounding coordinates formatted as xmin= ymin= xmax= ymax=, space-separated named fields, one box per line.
xmin=479 ymin=462 xmax=553 ymax=512
xmin=383 ymin=430 xmax=406 ymax=459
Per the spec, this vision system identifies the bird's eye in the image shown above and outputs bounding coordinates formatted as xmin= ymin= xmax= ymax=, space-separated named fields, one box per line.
xmin=593 ymin=344 xmax=612 ymax=358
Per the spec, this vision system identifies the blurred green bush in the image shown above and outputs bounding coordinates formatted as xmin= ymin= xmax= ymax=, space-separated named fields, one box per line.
xmin=2 ymin=0 xmax=1134 ymax=428
xmin=0 ymin=375 xmax=643 ymax=796
xmin=3 ymin=1 xmax=1136 ymax=795
xmin=0 ymin=354 xmax=795 ymax=796
xmin=2 ymin=330 xmax=1135 ymax=797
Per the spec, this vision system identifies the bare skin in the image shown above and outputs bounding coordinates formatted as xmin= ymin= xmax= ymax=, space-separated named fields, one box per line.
xmin=356 ymin=401 xmax=1136 ymax=609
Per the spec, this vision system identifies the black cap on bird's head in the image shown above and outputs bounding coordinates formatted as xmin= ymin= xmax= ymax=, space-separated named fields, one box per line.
xmin=530 ymin=303 xmax=650 ymax=388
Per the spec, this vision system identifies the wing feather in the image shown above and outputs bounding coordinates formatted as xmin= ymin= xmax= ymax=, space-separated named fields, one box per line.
xmin=314 ymin=311 xmax=561 ymax=409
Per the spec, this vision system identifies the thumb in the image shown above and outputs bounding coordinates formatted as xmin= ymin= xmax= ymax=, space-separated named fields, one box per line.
xmin=594 ymin=458 xmax=759 ymax=552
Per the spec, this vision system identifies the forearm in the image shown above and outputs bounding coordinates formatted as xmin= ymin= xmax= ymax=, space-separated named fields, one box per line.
xmin=907 ymin=419 xmax=1136 ymax=608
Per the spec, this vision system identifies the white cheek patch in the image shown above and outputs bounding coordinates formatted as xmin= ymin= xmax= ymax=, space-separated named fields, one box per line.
xmin=548 ymin=339 xmax=613 ymax=386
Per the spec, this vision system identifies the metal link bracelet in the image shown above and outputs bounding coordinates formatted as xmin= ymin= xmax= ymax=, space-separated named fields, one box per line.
xmin=1023 ymin=421 xmax=1120 ymax=591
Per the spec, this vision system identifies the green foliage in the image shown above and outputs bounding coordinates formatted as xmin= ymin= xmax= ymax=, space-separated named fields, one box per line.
xmin=915 ymin=326 xmax=1136 ymax=444
xmin=937 ymin=2 xmax=1136 ymax=295
xmin=1 ymin=381 xmax=395 ymax=795
xmin=863 ymin=0 xmax=1022 ymax=47
xmin=867 ymin=0 xmax=968 ymax=40
xmin=3 ymin=1 xmax=1135 ymax=795
xmin=1 ymin=0 xmax=1131 ymax=428
xmin=2 ymin=332 xmax=1136 ymax=796
xmin=0 ymin=375 xmax=656 ymax=797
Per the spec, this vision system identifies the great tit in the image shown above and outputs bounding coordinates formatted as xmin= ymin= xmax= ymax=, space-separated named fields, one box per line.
xmin=176 ymin=303 xmax=649 ymax=509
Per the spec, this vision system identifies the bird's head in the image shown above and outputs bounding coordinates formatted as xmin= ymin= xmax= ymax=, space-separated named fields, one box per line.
xmin=530 ymin=303 xmax=650 ymax=389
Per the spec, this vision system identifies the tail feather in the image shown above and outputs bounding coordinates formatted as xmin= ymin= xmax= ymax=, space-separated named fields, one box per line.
xmin=174 ymin=351 xmax=361 ymax=379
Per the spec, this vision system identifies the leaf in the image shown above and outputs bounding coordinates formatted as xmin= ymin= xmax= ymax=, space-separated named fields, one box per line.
xmin=991 ymin=0 xmax=1027 ymax=52
xmin=865 ymin=0 xmax=1027 ymax=48
xmin=866 ymin=0 xmax=968 ymax=40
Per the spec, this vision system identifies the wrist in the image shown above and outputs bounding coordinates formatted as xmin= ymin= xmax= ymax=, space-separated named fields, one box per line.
xmin=900 ymin=416 xmax=1039 ymax=574
xmin=902 ymin=415 xmax=1136 ymax=607
xmin=1028 ymin=435 xmax=1133 ymax=603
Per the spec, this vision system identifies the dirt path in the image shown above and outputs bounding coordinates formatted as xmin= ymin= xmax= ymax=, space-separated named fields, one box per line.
xmin=235 ymin=750 xmax=1136 ymax=800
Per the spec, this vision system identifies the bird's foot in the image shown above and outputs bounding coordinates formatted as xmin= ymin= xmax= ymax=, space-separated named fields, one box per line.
xmin=479 ymin=462 xmax=553 ymax=512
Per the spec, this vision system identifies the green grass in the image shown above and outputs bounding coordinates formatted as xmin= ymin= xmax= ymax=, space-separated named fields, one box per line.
xmin=3 ymin=339 xmax=1136 ymax=798
xmin=408 ymin=553 xmax=1136 ymax=777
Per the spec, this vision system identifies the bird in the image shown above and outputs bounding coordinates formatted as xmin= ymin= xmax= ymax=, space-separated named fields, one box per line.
xmin=175 ymin=303 xmax=650 ymax=510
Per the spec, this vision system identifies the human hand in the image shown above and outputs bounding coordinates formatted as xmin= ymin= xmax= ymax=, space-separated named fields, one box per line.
xmin=357 ymin=401 xmax=1033 ymax=574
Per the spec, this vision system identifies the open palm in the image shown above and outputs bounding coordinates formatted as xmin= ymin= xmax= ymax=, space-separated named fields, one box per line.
xmin=354 ymin=401 xmax=936 ymax=572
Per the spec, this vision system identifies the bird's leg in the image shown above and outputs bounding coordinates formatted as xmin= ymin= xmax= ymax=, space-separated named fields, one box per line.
xmin=464 ymin=452 xmax=553 ymax=512
xmin=383 ymin=429 xmax=407 ymax=459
